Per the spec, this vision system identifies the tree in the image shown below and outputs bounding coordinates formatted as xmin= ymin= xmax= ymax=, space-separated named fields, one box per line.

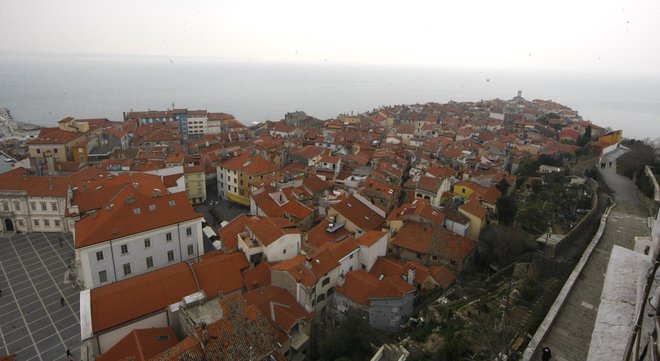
xmin=495 ymin=179 xmax=509 ymax=194
xmin=577 ymin=125 xmax=592 ymax=146
xmin=318 ymin=310 xmax=377 ymax=361
xmin=496 ymin=195 xmax=517 ymax=225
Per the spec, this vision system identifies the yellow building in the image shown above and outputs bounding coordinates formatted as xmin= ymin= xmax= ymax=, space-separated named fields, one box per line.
xmin=184 ymin=165 xmax=207 ymax=205
xmin=28 ymin=128 xmax=87 ymax=163
xmin=218 ymin=152 xmax=278 ymax=206
xmin=458 ymin=198 xmax=487 ymax=241
xmin=452 ymin=180 xmax=480 ymax=200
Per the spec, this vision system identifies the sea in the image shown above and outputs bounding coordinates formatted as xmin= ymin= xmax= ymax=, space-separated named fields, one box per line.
xmin=1 ymin=54 xmax=659 ymax=140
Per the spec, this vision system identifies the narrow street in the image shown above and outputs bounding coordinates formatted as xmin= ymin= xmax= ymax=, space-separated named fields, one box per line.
xmin=529 ymin=149 xmax=650 ymax=361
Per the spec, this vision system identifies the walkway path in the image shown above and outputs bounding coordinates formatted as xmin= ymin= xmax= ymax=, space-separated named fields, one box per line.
xmin=529 ymin=149 xmax=650 ymax=361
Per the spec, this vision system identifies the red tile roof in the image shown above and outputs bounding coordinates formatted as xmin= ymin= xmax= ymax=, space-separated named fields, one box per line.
xmin=246 ymin=216 xmax=301 ymax=247
xmin=193 ymin=252 xmax=249 ymax=298
xmin=91 ymin=263 xmax=198 ymax=333
xmin=96 ymin=327 xmax=178 ymax=361
xmin=243 ymin=261 xmax=272 ymax=290
xmin=392 ymin=222 xmax=476 ymax=263
xmin=336 ymin=270 xmax=414 ymax=305
xmin=331 ymin=195 xmax=385 ymax=232
xmin=243 ymin=286 xmax=314 ymax=343
xmin=27 ymin=127 xmax=85 ymax=145
xmin=0 ymin=174 xmax=70 ymax=197
xmin=357 ymin=230 xmax=387 ymax=247
xmin=306 ymin=219 xmax=352 ymax=248
xmin=219 ymin=214 xmax=253 ymax=251
xmin=416 ymin=175 xmax=443 ymax=193
xmin=459 ymin=198 xmax=487 ymax=220
xmin=75 ymin=191 xmax=202 ymax=248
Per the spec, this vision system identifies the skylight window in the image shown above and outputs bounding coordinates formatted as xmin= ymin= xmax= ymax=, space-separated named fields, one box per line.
xmin=148 ymin=204 xmax=156 ymax=211
xmin=169 ymin=200 xmax=176 ymax=206
xmin=133 ymin=208 xmax=141 ymax=214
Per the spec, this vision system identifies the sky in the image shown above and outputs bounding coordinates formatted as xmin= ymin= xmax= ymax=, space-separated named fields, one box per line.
xmin=1 ymin=0 xmax=659 ymax=75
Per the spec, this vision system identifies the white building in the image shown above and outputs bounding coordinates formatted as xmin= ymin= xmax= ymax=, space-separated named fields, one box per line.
xmin=186 ymin=110 xmax=208 ymax=136
xmin=74 ymin=191 xmax=204 ymax=289
xmin=0 ymin=173 xmax=70 ymax=233
xmin=237 ymin=216 xmax=302 ymax=266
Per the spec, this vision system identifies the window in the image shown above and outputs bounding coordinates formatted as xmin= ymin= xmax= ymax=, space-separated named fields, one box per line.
xmin=33 ymin=219 xmax=39 ymax=226
xmin=144 ymin=238 xmax=151 ymax=248
xmin=36 ymin=148 xmax=40 ymax=154
xmin=18 ymin=220 xmax=24 ymax=227
xmin=349 ymin=253 xmax=354 ymax=259
xmin=30 ymin=202 xmax=36 ymax=211
xmin=322 ymin=277 xmax=330 ymax=286
xmin=41 ymin=202 xmax=47 ymax=211
xmin=13 ymin=201 xmax=20 ymax=211
xmin=166 ymin=232 xmax=172 ymax=241
xmin=54 ymin=220 xmax=60 ymax=227
xmin=416 ymin=253 xmax=422 ymax=259
xmin=2 ymin=202 xmax=8 ymax=211
xmin=283 ymin=249 xmax=287 ymax=254
xmin=123 ymin=263 xmax=131 ymax=275
xmin=432 ymin=255 xmax=438 ymax=261
xmin=167 ymin=250 xmax=175 ymax=262
xmin=450 ymin=260 xmax=457 ymax=265
xmin=99 ymin=270 xmax=108 ymax=283
xmin=121 ymin=244 xmax=128 ymax=254
xmin=54 ymin=148 xmax=58 ymax=153
xmin=187 ymin=244 xmax=194 ymax=256
xmin=146 ymin=256 xmax=154 ymax=268
xmin=51 ymin=202 xmax=58 ymax=211
xmin=44 ymin=219 xmax=50 ymax=227
xmin=186 ymin=227 xmax=192 ymax=236
xmin=96 ymin=251 xmax=104 ymax=261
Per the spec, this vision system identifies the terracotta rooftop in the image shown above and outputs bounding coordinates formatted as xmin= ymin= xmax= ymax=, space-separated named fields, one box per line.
xmin=193 ymin=252 xmax=249 ymax=298
xmin=27 ymin=127 xmax=85 ymax=145
xmin=331 ymin=195 xmax=385 ymax=232
xmin=95 ymin=327 xmax=179 ymax=361
xmin=91 ymin=262 xmax=198 ymax=333
xmin=243 ymin=286 xmax=314 ymax=344
xmin=459 ymin=198 xmax=488 ymax=220
xmin=246 ymin=216 xmax=301 ymax=247
xmin=357 ymin=230 xmax=387 ymax=247
xmin=75 ymin=191 xmax=202 ymax=248
xmin=0 ymin=174 xmax=69 ymax=197
xmin=336 ymin=270 xmax=414 ymax=305
xmin=392 ymin=222 xmax=476 ymax=263
xmin=242 ymin=261 xmax=272 ymax=290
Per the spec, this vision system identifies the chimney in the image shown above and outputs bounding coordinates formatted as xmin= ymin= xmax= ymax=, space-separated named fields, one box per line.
xmin=407 ymin=267 xmax=415 ymax=286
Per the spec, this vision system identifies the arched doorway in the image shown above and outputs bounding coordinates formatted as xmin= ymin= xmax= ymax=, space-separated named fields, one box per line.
xmin=4 ymin=218 xmax=14 ymax=232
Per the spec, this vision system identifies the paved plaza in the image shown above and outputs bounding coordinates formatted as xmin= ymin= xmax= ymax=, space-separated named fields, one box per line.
xmin=0 ymin=232 xmax=80 ymax=360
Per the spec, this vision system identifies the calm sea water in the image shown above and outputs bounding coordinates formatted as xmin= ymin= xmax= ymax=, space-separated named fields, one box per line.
xmin=0 ymin=55 xmax=658 ymax=140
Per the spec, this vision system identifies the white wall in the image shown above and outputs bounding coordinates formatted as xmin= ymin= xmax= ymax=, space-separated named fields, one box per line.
xmin=78 ymin=218 xmax=204 ymax=289
xmin=358 ymin=234 xmax=388 ymax=272
xmin=264 ymin=233 xmax=301 ymax=263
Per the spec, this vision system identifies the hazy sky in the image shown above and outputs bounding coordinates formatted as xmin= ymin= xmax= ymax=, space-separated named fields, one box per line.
xmin=1 ymin=0 xmax=659 ymax=74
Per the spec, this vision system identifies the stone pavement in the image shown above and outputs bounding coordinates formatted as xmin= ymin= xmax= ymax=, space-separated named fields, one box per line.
xmin=0 ymin=232 xmax=80 ymax=360
xmin=529 ymin=149 xmax=650 ymax=361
